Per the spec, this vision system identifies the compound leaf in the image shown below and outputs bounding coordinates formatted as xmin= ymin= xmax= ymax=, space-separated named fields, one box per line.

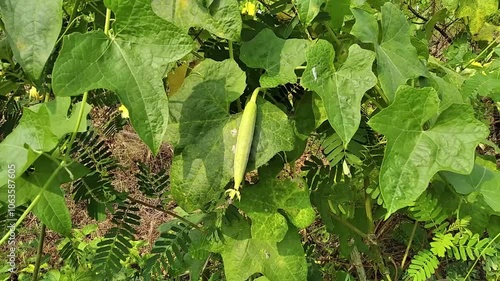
xmin=368 ymin=86 xmax=488 ymax=216
xmin=240 ymin=29 xmax=310 ymax=88
xmin=0 ymin=0 xmax=62 ymax=80
xmin=53 ymin=0 xmax=195 ymax=154
xmin=301 ymin=40 xmax=376 ymax=145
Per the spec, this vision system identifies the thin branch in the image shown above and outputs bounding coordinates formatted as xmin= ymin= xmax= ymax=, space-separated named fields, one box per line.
xmin=127 ymin=196 xmax=203 ymax=231
xmin=32 ymin=224 xmax=46 ymax=281
xmin=407 ymin=1 xmax=452 ymax=43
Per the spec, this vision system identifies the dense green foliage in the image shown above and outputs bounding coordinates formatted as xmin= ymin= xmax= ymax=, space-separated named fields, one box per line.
xmin=1 ymin=0 xmax=500 ymax=280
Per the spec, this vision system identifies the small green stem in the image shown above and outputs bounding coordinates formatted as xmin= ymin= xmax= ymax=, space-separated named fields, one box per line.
xmin=324 ymin=23 xmax=341 ymax=46
xmin=0 ymin=92 xmax=88 ymax=246
xmin=401 ymin=220 xmax=418 ymax=269
xmin=250 ymin=87 xmax=261 ymax=102
xmin=32 ymin=224 xmax=46 ymax=281
xmin=0 ymin=164 xmax=64 ymax=246
xmin=305 ymin=28 xmax=313 ymax=41
xmin=104 ymin=8 xmax=111 ymax=36
xmin=464 ymin=232 xmax=500 ymax=280
xmin=364 ymin=92 xmax=384 ymax=110
xmin=88 ymin=2 xmax=107 ymax=17
xmin=55 ymin=15 xmax=83 ymax=46
xmin=236 ymin=98 xmax=242 ymax=112
xmin=330 ymin=212 xmax=376 ymax=245
xmin=64 ymin=92 xmax=88 ymax=162
xmin=374 ymin=84 xmax=389 ymax=104
xmin=69 ymin=0 xmax=81 ymax=24
xmin=364 ymin=177 xmax=375 ymax=234
xmin=228 ymin=40 xmax=234 ymax=60
xmin=462 ymin=38 xmax=499 ymax=70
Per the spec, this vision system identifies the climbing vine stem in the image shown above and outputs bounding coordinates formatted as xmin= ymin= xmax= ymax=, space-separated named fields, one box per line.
xmin=0 ymin=92 xmax=88 ymax=246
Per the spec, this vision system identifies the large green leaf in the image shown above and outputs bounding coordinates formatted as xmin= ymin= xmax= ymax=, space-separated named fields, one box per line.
xmin=240 ymin=29 xmax=310 ymax=88
xmin=151 ymin=0 xmax=242 ymax=41
xmin=324 ymin=0 xmax=350 ymax=31
xmin=168 ymin=59 xmax=296 ymax=211
xmin=52 ymin=0 xmax=195 ymax=154
xmin=368 ymin=86 xmax=488 ymax=216
xmin=0 ymin=98 xmax=90 ymax=187
xmin=16 ymin=155 xmax=90 ymax=236
xmin=235 ymin=177 xmax=315 ymax=242
xmin=351 ymin=3 xmax=428 ymax=100
xmin=294 ymin=0 xmax=324 ymax=27
xmin=301 ymin=40 xmax=376 ymax=145
xmin=0 ymin=0 xmax=62 ymax=80
xmin=442 ymin=158 xmax=500 ymax=213
xmin=211 ymin=217 xmax=308 ymax=281
xmin=426 ymin=74 xmax=465 ymax=113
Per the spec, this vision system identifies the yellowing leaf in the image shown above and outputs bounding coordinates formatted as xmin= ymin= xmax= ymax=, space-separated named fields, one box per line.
xmin=456 ymin=0 xmax=498 ymax=36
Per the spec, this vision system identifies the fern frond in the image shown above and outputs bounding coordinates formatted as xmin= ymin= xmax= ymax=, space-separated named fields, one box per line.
xmin=71 ymin=131 xmax=120 ymax=220
xmin=0 ymin=205 xmax=26 ymax=236
xmin=87 ymin=90 xmax=120 ymax=107
xmin=59 ymin=238 xmax=84 ymax=268
xmin=448 ymin=233 xmax=495 ymax=261
xmin=405 ymin=250 xmax=439 ymax=281
xmin=98 ymin=107 xmax=127 ymax=137
xmin=430 ymin=232 xmax=454 ymax=257
xmin=408 ymin=192 xmax=448 ymax=228
xmin=0 ymin=100 xmax=21 ymax=141
xmin=72 ymin=174 xmax=117 ymax=221
xmin=93 ymin=201 xmax=140 ymax=277
xmin=365 ymin=184 xmax=383 ymax=206
xmin=447 ymin=216 xmax=471 ymax=233
xmin=143 ymin=220 xmax=195 ymax=279
xmin=462 ymin=71 xmax=500 ymax=99
xmin=136 ymin=162 xmax=169 ymax=199
xmin=71 ymin=130 xmax=118 ymax=174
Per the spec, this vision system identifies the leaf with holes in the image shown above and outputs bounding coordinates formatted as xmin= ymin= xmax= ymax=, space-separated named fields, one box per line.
xmin=52 ymin=0 xmax=195 ymax=154
xmin=368 ymin=86 xmax=488 ymax=216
